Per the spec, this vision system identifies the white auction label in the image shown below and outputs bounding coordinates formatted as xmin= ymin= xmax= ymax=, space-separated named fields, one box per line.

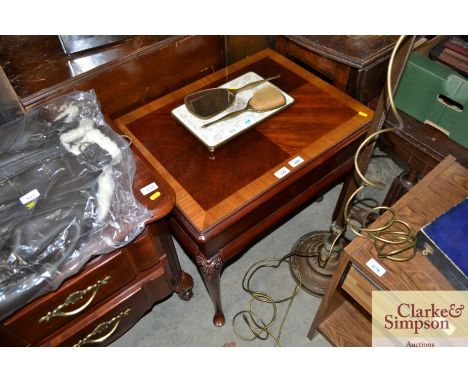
xmin=366 ymin=258 xmax=386 ymax=277
xmin=20 ymin=189 xmax=40 ymax=205
xmin=288 ymin=156 xmax=304 ymax=168
xmin=274 ymin=167 xmax=290 ymax=179
xmin=140 ymin=182 xmax=158 ymax=195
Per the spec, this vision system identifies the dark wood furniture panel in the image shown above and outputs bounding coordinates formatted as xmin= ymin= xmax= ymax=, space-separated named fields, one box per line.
xmin=0 ymin=35 xmax=225 ymax=117
xmin=115 ymin=48 xmax=373 ymax=326
xmin=0 ymin=66 xmax=24 ymax=124
xmin=224 ymin=35 xmax=272 ymax=65
xmin=308 ymin=156 xmax=467 ymax=346
xmin=380 ymin=112 xmax=468 ymax=206
xmin=39 ymin=251 xmax=175 ymax=347
xmin=276 ymin=35 xmax=398 ymax=104
xmin=3 ymin=229 xmax=160 ymax=344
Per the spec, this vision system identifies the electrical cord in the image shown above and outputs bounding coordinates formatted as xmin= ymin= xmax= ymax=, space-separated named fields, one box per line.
xmin=232 ymin=250 xmax=308 ymax=346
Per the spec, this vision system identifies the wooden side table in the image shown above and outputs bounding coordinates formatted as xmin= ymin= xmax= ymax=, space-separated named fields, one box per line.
xmin=308 ymin=156 xmax=468 ymax=346
xmin=115 ymin=48 xmax=373 ymax=326
xmin=276 ymin=35 xmax=398 ymax=104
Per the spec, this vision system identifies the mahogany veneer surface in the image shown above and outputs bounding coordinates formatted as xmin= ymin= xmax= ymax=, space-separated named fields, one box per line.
xmin=115 ymin=49 xmax=373 ymax=233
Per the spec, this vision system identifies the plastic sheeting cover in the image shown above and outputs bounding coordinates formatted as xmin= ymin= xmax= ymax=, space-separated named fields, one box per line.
xmin=0 ymin=91 xmax=151 ymax=321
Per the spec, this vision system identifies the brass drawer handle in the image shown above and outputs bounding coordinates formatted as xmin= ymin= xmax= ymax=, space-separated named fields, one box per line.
xmin=73 ymin=308 xmax=132 ymax=347
xmin=38 ymin=276 xmax=111 ymax=323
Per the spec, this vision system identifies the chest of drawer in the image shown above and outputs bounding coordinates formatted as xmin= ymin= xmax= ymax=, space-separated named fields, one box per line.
xmin=2 ymin=226 xmax=160 ymax=344
xmin=39 ymin=258 xmax=172 ymax=347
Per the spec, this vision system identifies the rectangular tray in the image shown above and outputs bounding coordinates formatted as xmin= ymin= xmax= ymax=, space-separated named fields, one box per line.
xmin=171 ymin=72 xmax=294 ymax=152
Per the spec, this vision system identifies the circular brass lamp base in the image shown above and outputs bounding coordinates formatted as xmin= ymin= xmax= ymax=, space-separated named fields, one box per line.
xmin=289 ymin=231 xmax=342 ymax=296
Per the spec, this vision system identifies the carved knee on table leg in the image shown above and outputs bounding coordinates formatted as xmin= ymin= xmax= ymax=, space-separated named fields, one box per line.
xmin=175 ymin=271 xmax=194 ymax=301
xmin=196 ymin=254 xmax=225 ymax=327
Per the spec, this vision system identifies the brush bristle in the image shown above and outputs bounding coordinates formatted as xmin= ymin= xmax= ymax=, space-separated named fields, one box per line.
xmin=250 ymin=86 xmax=286 ymax=111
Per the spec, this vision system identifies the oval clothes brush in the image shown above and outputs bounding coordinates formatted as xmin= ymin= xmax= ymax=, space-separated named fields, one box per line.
xmin=201 ymin=85 xmax=286 ymax=128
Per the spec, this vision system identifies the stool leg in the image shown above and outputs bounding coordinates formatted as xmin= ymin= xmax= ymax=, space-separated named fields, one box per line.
xmin=196 ymin=254 xmax=225 ymax=327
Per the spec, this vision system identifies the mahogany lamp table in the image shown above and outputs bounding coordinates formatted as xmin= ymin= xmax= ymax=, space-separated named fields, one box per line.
xmin=115 ymin=49 xmax=373 ymax=326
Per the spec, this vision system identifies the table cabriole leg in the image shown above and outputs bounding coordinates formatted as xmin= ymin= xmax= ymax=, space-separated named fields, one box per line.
xmin=196 ymin=254 xmax=225 ymax=327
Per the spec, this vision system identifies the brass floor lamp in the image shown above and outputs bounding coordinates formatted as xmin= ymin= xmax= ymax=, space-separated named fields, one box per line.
xmin=289 ymin=36 xmax=417 ymax=296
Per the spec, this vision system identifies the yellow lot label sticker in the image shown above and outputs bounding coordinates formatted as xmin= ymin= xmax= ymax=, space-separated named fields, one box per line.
xmin=150 ymin=191 xmax=161 ymax=201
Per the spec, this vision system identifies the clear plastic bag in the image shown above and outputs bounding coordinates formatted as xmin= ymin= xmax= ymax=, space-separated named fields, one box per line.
xmin=0 ymin=91 xmax=151 ymax=320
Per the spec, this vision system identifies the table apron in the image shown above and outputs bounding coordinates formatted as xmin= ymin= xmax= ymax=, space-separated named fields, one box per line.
xmin=170 ymin=141 xmax=361 ymax=261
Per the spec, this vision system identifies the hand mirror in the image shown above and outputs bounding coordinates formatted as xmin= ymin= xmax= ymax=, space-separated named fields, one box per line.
xmin=184 ymin=75 xmax=280 ymax=119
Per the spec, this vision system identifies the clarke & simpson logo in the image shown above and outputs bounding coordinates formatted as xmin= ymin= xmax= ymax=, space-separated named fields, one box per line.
xmin=384 ymin=302 xmax=465 ymax=334
xmin=372 ymin=291 xmax=468 ymax=347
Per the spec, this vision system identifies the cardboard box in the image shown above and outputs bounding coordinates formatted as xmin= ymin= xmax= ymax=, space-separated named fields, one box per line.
xmin=395 ymin=53 xmax=468 ymax=148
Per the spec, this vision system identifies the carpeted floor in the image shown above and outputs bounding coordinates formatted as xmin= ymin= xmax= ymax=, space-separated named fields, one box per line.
xmin=111 ymin=148 xmax=403 ymax=347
